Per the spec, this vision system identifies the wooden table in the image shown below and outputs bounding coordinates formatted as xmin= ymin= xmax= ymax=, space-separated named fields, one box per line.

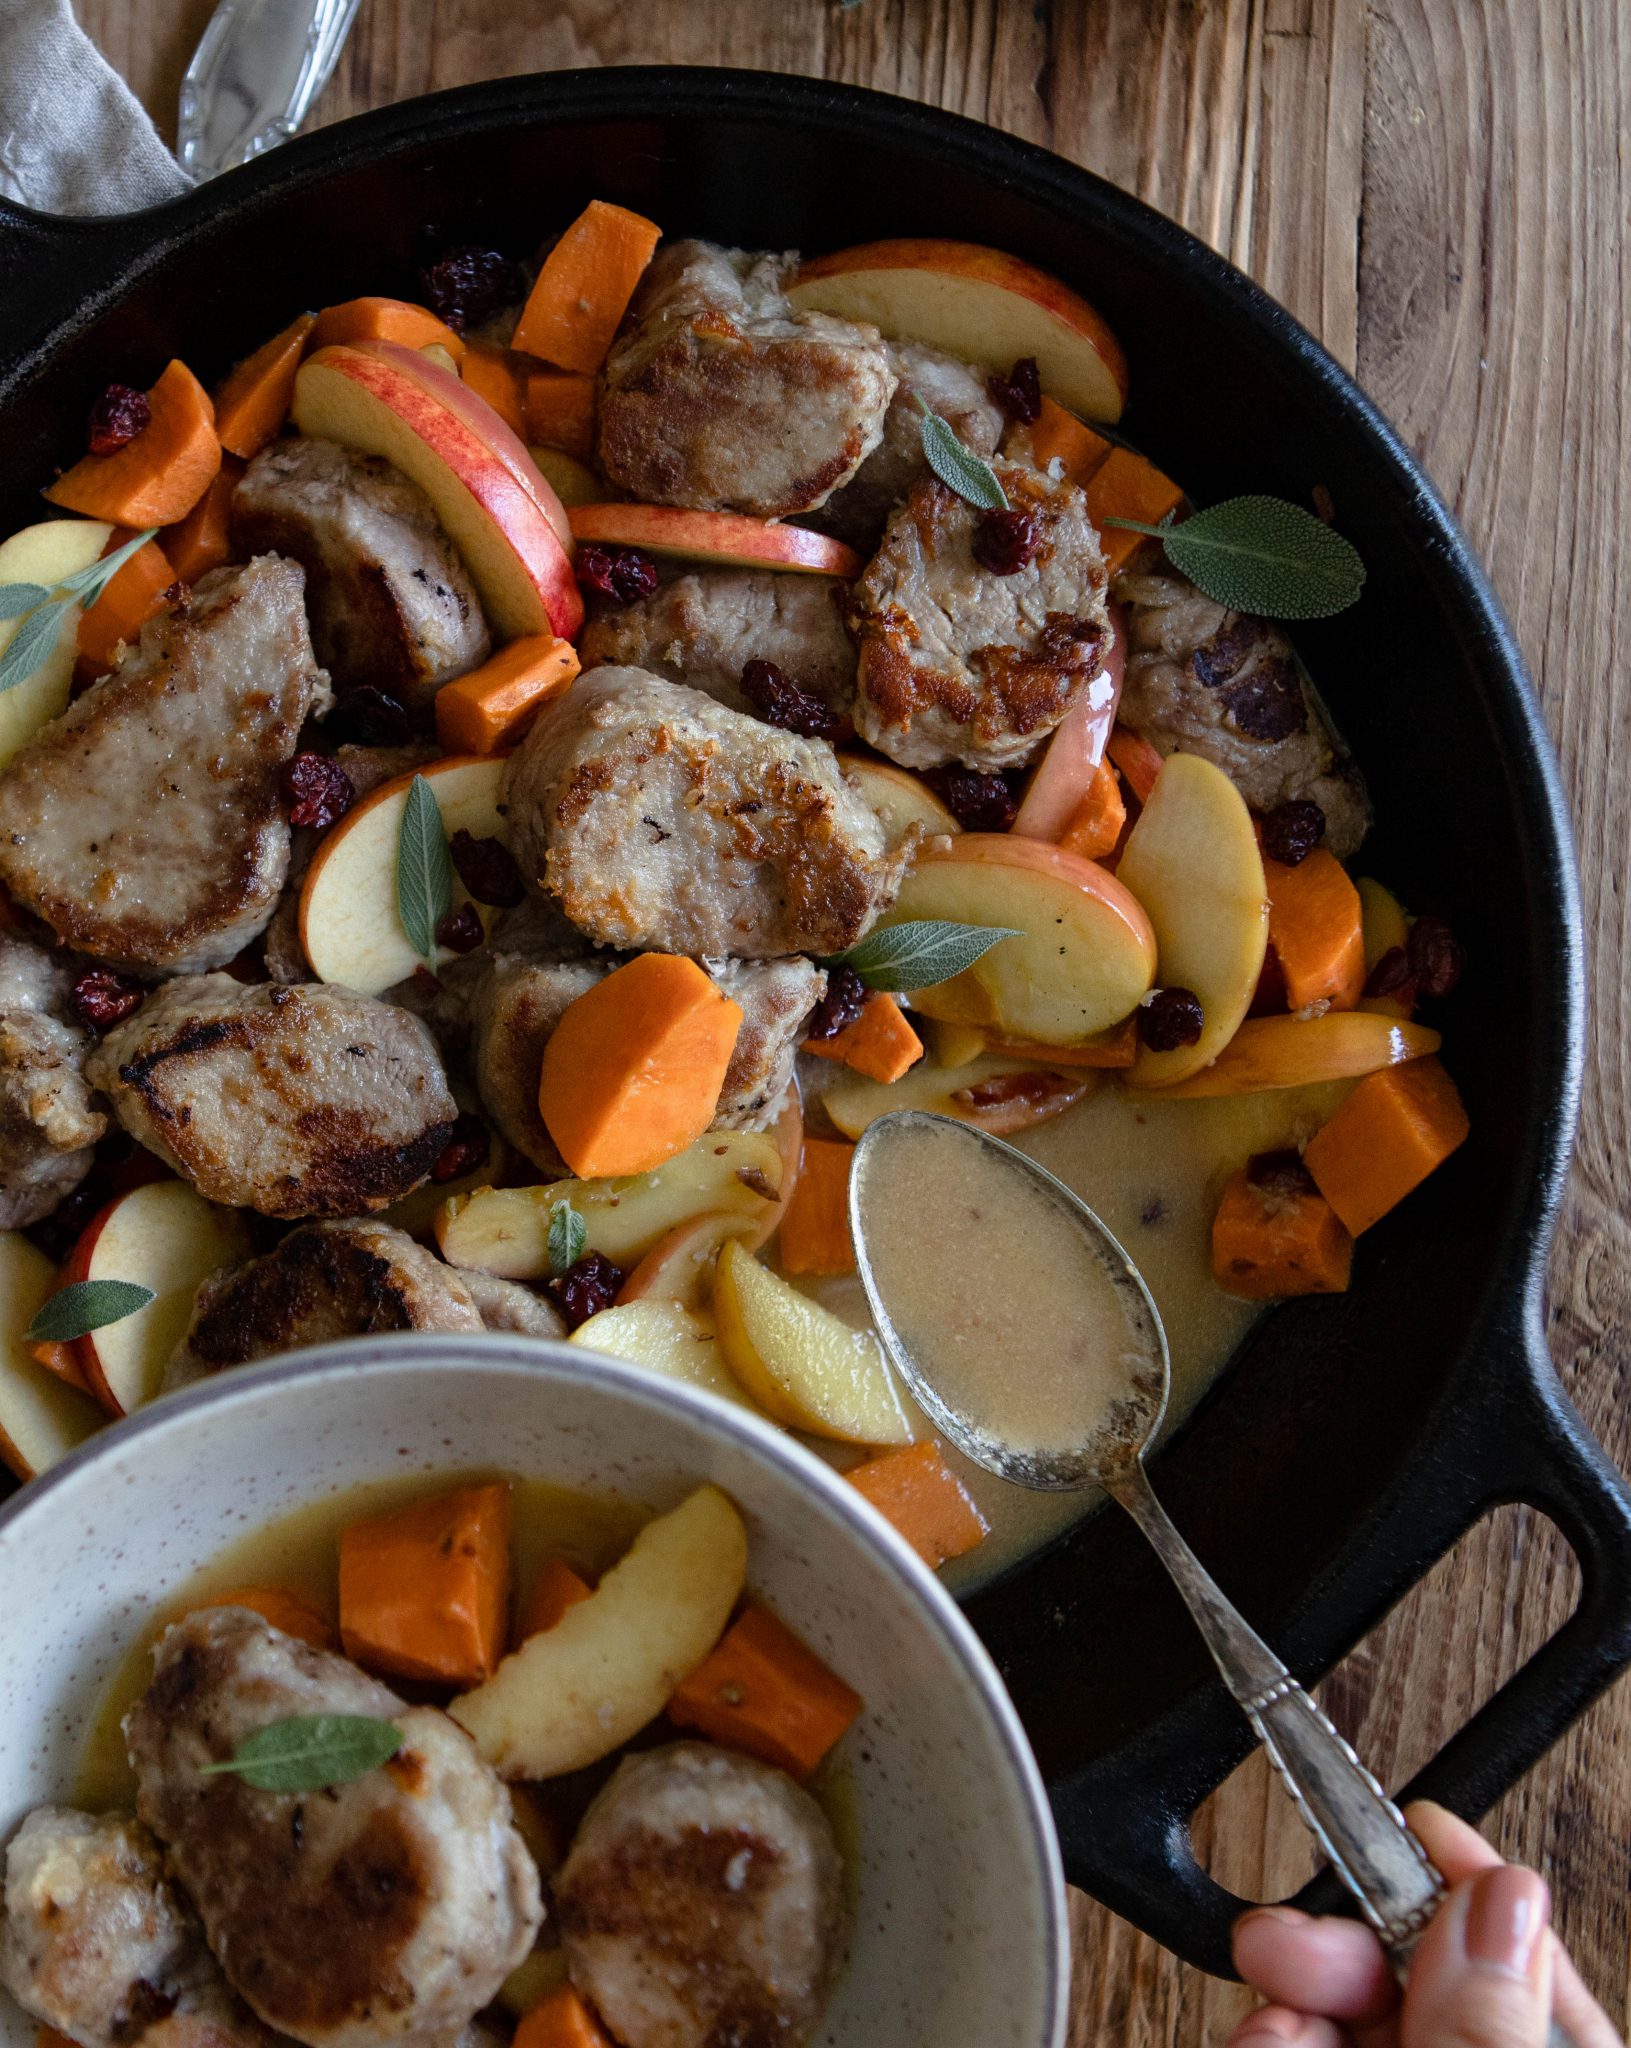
xmin=80 ymin=2 xmax=1631 ymax=2038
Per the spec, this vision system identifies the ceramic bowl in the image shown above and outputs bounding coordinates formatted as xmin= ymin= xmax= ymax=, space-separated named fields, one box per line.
xmin=0 ymin=1334 xmax=1069 ymax=2048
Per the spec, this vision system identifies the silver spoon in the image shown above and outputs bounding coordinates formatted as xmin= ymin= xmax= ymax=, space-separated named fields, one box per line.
xmin=849 ymin=1109 xmax=1569 ymax=2023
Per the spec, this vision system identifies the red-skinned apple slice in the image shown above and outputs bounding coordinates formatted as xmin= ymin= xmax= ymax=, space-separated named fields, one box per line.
xmin=876 ymin=833 xmax=1156 ymax=1043
xmin=1011 ymin=601 xmax=1126 ymax=842
xmin=293 ymin=340 xmax=584 ymax=640
xmin=787 ymin=239 xmax=1128 ymax=423
xmin=567 ymin=504 xmax=862 ymax=578
xmin=300 ymin=755 xmax=509 ymax=995
xmin=0 ymin=1231 xmax=104 ymax=1479
xmin=69 ymin=1181 xmax=253 ymax=1416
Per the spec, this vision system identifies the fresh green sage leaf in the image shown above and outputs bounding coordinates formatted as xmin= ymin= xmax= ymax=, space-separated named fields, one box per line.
xmin=396 ymin=774 xmax=453 ymax=962
xmin=0 ymin=598 xmax=72 ymax=697
xmin=914 ymin=395 xmax=1009 ymax=512
xmin=26 ymin=1279 xmax=156 ymax=1343
xmin=199 ymin=1714 xmax=402 ymax=1794
xmin=548 ymin=1199 xmax=586 ymax=1277
xmin=1103 ymin=495 xmax=1365 ymax=620
xmin=60 ymin=527 xmax=161 ymax=606
xmin=0 ymin=583 xmax=48 ymax=621
xmin=830 ymin=919 xmax=1020 ymax=992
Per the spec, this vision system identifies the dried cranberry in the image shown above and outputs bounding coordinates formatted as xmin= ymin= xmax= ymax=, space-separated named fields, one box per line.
xmin=327 ymin=686 xmax=413 ymax=747
xmin=25 ymin=1180 xmax=105 ymax=1263
xmin=1259 ymin=799 xmax=1326 ymax=868
xmin=70 ymin=970 xmax=145 ymax=1030
xmin=940 ymin=768 xmax=1019 ymax=832
xmin=806 ymin=964 xmax=867 ymax=1042
xmin=1220 ymin=658 xmax=1307 ymax=742
xmin=1246 ymin=1148 xmax=1317 ymax=1199
xmin=972 ymin=507 xmax=1042 ymax=576
xmin=449 ymin=829 xmax=524 ymax=908
xmin=1406 ymin=913 xmax=1465 ymax=1001
xmin=739 ymin=659 xmax=846 ymax=741
xmin=432 ymin=1112 xmax=490 ymax=1184
xmin=1138 ymin=986 xmax=1204 ymax=1052
xmin=280 ymin=752 xmax=355 ymax=831
xmin=419 ymin=246 xmax=521 ymax=333
xmin=986 ymin=356 xmax=1042 ymax=426
xmin=575 ymin=543 xmax=660 ymax=604
xmin=1363 ymin=946 xmax=1416 ymax=1003
xmin=435 ymin=902 xmax=484 ymax=954
xmin=87 ymin=383 xmax=150 ymax=456
xmin=547 ymin=1251 xmax=625 ymax=1330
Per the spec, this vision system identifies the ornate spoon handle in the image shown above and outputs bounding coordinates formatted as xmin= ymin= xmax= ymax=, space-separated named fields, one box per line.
xmin=178 ymin=0 xmax=362 ymax=181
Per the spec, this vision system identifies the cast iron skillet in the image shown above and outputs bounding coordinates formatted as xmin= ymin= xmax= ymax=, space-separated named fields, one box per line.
xmin=0 ymin=68 xmax=1626 ymax=1977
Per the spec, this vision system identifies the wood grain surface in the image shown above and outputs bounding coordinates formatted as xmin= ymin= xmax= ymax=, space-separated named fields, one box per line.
xmin=74 ymin=1 xmax=1631 ymax=2039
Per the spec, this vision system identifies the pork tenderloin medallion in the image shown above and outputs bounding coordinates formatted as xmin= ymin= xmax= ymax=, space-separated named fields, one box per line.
xmin=0 ymin=1806 xmax=278 ymax=2048
xmin=232 ymin=438 xmax=490 ymax=723
xmin=597 ymin=241 xmax=896 ymax=518
xmin=705 ymin=956 xmax=825 ymax=1129
xmin=846 ymin=460 xmax=1112 ymax=772
xmin=503 ymin=667 xmax=899 ymax=960
xmin=86 ymin=977 xmax=457 ymax=1219
xmin=578 ymin=568 xmax=856 ymax=726
xmin=1115 ymin=568 xmax=1370 ymax=855
xmin=555 ymin=1741 xmax=845 ymax=2048
xmin=124 ymin=1608 xmax=542 ymax=2048
xmin=0 ymin=558 xmax=328 ymax=975
xmin=0 ymin=933 xmax=105 ymax=1230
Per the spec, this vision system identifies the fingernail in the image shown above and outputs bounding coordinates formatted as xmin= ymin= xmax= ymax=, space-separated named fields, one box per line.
xmin=1465 ymin=1867 xmax=1549 ymax=1976
xmin=1237 ymin=1906 xmax=1308 ymax=1930
xmin=1233 ymin=2012 xmax=1307 ymax=2045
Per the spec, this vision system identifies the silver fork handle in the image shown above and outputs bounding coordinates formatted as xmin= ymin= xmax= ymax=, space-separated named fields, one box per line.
xmin=178 ymin=0 xmax=362 ymax=181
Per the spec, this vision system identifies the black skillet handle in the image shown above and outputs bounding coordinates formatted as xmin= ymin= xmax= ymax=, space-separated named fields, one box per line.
xmin=0 ymin=198 xmax=134 ymax=394
xmin=1052 ymin=1324 xmax=1631 ymax=1977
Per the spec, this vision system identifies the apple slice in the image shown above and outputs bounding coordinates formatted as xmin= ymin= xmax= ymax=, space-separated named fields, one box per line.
xmin=299 ymin=755 xmax=507 ymax=994
xmin=1141 ymin=1012 xmax=1442 ymax=1100
xmin=0 ymin=518 xmax=114 ymax=772
xmin=0 ymin=1232 xmax=104 ymax=1480
xmin=788 ymin=239 xmax=1128 ymax=423
xmin=1011 ymin=602 xmax=1126 ymax=841
xmin=617 ymin=1211 xmax=760 ymax=1311
xmin=714 ymin=1240 xmax=913 ymax=1445
xmin=529 ymin=448 xmax=605 ymax=509
xmin=293 ymin=340 xmax=583 ymax=640
xmin=877 ymin=834 xmax=1156 ymax=1043
xmin=569 ymin=1301 xmax=760 ymax=1411
xmin=567 ymin=504 xmax=862 ymax=578
xmin=70 ymin=1181 xmax=253 ymax=1415
xmin=1115 ymin=753 xmax=1270 ymax=1088
xmin=838 ymin=754 xmax=960 ymax=851
xmin=819 ymin=1052 xmax=1092 ymax=1140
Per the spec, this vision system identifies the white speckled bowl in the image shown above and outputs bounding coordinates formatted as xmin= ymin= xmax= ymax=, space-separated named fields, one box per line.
xmin=0 ymin=1335 xmax=1068 ymax=2048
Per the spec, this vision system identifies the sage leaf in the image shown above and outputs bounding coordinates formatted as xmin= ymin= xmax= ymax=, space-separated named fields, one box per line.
xmin=396 ymin=774 xmax=453 ymax=962
xmin=0 ymin=598 xmax=71 ymax=696
xmin=200 ymin=1714 xmax=402 ymax=1793
xmin=548 ymin=1199 xmax=586 ymax=1277
xmin=914 ymin=395 xmax=1008 ymax=512
xmin=0 ymin=583 xmax=48 ymax=621
xmin=60 ymin=527 xmax=161 ymax=606
xmin=26 ymin=1279 xmax=156 ymax=1343
xmin=831 ymin=919 xmax=1020 ymax=992
xmin=1104 ymin=495 xmax=1365 ymax=620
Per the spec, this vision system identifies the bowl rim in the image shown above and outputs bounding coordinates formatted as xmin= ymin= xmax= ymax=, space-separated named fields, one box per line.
xmin=0 ymin=1329 xmax=1072 ymax=2048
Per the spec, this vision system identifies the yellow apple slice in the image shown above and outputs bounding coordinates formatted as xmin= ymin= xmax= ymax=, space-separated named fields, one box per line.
xmin=713 ymin=1240 xmax=913 ymax=1445
xmin=70 ymin=1181 xmax=253 ymax=1415
xmin=528 ymin=447 xmax=605 ymax=508
xmin=451 ymin=1484 xmax=747 ymax=1778
xmin=569 ymin=1300 xmax=759 ymax=1410
xmin=299 ymin=755 xmax=507 ymax=993
xmin=788 ymin=238 xmax=1128 ymax=422
xmin=837 ymin=753 xmax=961 ymax=851
xmin=0 ymin=1232 xmax=104 ymax=1481
xmin=0 ymin=518 xmax=114 ymax=771
xmin=876 ymin=834 xmax=1156 ymax=1043
xmin=1140 ymin=1012 xmax=1442 ymax=1100
xmin=1356 ymin=876 xmax=1413 ymax=1019
xmin=293 ymin=340 xmax=583 ymax=640
xmin=615 ymin=1210 xmax=759 ymax=1310
xmin=567 ymin=504 xmax=862 ymax=578
xmin=1116 ymin=752 xmax=1270 ymax=1087
xmin=435 ymin=1129 xmax=783 ymax=1278
xmin=819 ymin=1051 xmax=1092 ymax=1140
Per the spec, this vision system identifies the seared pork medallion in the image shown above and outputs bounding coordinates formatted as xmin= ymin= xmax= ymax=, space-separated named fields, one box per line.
xmin=233 ymin=438 xmax=490 ymax=722
xmin=503 ymin=668 xmax=899 ymax=958
xmin=555 ymin=1742 xmax=845 ymax=2048
xmin=846 ymin=461 xmax=1112 ymax=771
xmin=0 ymin=934 xmax=103 ymax=1230
xmin=597 ymin=242 xmax=896 ymax=517
xmin=578 ymin=569 xmax=856 ymax=725
xmin=1115 ymin=569 xmax=1370 ymax=855
xmin=0 ymin=559 xmax=327 ymax=975
xmin=124 ymin=1608 xmax=542 ymax=2048
xmin=706 ymin=957 xmax=826 ymax=1129
xmin=86 ymin=979 xmax=456 ymax=1219
xmin=467 ymin=955 xmax=608 ymax=1175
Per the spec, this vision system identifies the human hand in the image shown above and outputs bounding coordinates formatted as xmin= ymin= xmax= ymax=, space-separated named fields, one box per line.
xmin=1229 ymin=1801 xmax=1622 ymax=2048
